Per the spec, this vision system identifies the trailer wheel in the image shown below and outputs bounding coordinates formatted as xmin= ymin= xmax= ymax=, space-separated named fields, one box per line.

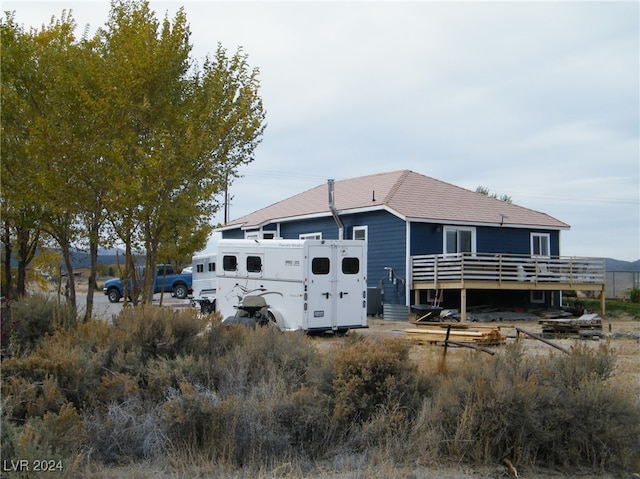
xmin=266 ymin=311 xmax=280 ymax=330
xmin=201 ymin=300 xmax=216 ymax=314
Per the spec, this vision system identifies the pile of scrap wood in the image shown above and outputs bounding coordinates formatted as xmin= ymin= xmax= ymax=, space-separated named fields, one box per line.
xmin=539 ymin=313 xmax=603 ymax=339
xmin=404 ymin=322 xmax=504 ymax=346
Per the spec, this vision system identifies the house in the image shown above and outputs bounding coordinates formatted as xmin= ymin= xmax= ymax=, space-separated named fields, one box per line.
xmin=217 ymin=170 xmax=605 ymax=320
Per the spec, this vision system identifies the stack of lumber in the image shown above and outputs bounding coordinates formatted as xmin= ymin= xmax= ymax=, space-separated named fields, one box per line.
xmin=404 ymin=323 xmax=504 ymax=345
xmin=539 ymin=313 xmax=602 ymax=338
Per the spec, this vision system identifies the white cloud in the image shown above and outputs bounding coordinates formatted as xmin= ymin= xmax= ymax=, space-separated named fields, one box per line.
xmin=6 ymin=0 xmax=639 ymax=261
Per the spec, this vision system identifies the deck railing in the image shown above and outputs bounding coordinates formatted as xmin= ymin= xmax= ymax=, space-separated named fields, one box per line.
xmin=411 ymin=253 xmax=605 ymax=287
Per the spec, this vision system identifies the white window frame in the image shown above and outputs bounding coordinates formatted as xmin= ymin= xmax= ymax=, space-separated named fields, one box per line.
xmin=443 ymin=226 xmax=476 ymax=256
xmin=531 ymin=233 xmax=551 ymax=258
xmin=353 ymin=225 xmax=367 ymax=241
xmin=530 ymin=290 xmax=545 ymax=303
xmin=299 ymin=232 xmax=322 ymax=240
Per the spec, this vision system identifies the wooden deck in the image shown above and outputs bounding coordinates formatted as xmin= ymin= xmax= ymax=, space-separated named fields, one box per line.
xmin=410 ymin=253 xmax=606 ymax=321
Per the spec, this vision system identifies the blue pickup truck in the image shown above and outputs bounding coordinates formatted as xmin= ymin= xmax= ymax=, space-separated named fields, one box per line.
xmin=103 ymin=264 xmax=193 ymax=303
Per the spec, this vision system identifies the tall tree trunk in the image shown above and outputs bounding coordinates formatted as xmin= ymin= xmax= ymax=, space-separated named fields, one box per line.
xmin=84 ymin=219 xmax=100 ymax=322
xmin=142 ymin=232 xmax=158 ymax=305
xmin=16 ymin=225 xmax=39 ymax=298
xmin=60 ymin=241 xmax=77 ymax=320
xmin=3 ymin=222 xmax=13 ymax=298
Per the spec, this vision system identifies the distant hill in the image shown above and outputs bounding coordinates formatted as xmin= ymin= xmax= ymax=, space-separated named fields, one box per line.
xmin=606 ymin=258 xmax=640 ymax=272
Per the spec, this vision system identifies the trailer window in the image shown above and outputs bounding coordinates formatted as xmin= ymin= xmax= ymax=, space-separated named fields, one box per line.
xmin=208 ymin=262 xmax=215 ymax=272
xmin=247 ymin=256 xmax=262 ymax=273
xmin=196 ymin=264 xmax=204 ymax=273
xmin=342 ymin=257 xmax=360 ymax=274
xmin=223 ymin=255 xmax=237 ymax=271
xmin=312 ymin=257 xmax=330 ymax=275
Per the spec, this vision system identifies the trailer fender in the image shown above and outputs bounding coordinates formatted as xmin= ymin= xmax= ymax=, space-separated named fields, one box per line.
xmin=266 ymin=307 xmax=286 ymax=331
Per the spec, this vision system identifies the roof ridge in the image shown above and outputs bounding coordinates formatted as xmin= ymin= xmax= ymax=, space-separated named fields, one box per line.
xmin=382 ymin=169 xmax=412 ymax=203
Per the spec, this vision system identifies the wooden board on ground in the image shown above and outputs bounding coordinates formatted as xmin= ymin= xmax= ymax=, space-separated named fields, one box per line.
xmin=405 ymin=323 xmax=504 ymax=345
xmin=539 ymin=313 xmax=602 ymax=337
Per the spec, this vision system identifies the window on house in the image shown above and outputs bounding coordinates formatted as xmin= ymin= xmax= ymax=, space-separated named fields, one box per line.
xmin=246 ymin=255 xmax=262 ymax=273
xmin=208 ymin=262 xmax=215 ymax=272
xmin=223 ymin=255 xmax=237 ymax=271
xmin=263 ymin=232 xmax=275 ymax=239
xmin=531 ymin=233 xmax=550 ymax=257
xmin=342 ymin=257 xmax=360 ymax=274
xmin=300 ymin=232 xmax=322 ymax=240
xmin=444 ymin=227 xmax=475 ymax=255
xmin=312 ymin=257 xmax=330 ymax=275
xmin=530 ymin=291 xmax=545 ymax=303
xmin=196 ymin=264 xmax=204 ymax=273
xmin=353 ymin=226 xmax=367 ymax=241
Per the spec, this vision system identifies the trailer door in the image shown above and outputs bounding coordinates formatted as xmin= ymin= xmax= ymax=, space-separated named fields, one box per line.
xmin=335 ymin=243 xmax=366 ymax=329
xmin=307 ymin=243 xmax=365 ymax=331
xmin=307 ymin=247 xmax=334 ymax=330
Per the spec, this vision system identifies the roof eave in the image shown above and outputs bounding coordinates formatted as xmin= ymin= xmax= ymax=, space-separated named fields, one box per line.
xmin=406 ymin=217 xmax=570 ymax=230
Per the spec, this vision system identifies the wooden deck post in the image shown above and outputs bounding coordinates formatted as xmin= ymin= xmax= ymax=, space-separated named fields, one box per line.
xmin=600 ymin=288 xmax=606 ymax=318
xmin=460 ymin=288 xmax=467 ymax=322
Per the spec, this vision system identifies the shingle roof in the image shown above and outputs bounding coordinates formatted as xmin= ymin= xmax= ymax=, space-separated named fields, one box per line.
xmin=222 ymin=170 xmax=570 ymax=230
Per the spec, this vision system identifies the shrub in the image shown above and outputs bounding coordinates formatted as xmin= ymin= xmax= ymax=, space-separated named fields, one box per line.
xmin=211 ymin=326 xmax=317 ymax=399
xmin=84 ymin=398 xmax=168 ymax=464
xmin=1 ymin=403 xmax=85 ymax=478
xmin=425 ymin=343 xmax=640 ymax=471
xmin=113 ymin=305 xmax=209 ymax=362
xmin=331 ymin=337 xmax=426 ymax=428
xmin=8 ymin=294 xmax=75 ymax=356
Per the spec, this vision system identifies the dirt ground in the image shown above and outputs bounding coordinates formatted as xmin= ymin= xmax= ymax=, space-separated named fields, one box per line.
xmin=352 ymin=314 xmax=640 ymax=393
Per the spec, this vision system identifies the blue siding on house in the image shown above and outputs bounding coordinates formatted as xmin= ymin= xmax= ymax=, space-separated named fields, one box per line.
xmin=477 ymin=227 xmax=560 ymax=256
xmin=409 ymin=222 xmax=443 ymax=255
xmin=280 ymin=216 xmax=341 ymax=239
xmin=222 ymin=229 xmax=244 ymax=239
xmin=348 ymin=211 xmax=407 ymax=304
xmin=409 ymin=223 xmax=562 ymax=257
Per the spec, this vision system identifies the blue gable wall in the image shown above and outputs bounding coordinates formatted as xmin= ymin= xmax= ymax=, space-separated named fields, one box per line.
xmin=410 ymin=223 xmax=561 ymax=256
xmin=477 ymin=227 xmax=560 ymax=256
xmin=409 ymin=223 xmax=443 ymax=255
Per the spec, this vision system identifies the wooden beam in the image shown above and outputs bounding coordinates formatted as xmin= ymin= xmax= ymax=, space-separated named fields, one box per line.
xmin=460 ymin=288 xmax=467 ymax=322
xmin=515 ymin=327 xmax=570 ymax=354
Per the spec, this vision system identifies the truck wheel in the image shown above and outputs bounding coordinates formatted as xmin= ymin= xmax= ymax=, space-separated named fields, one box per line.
xmin=174 ymin=284 xmax=188 ymax=300
xmin=107 ymin=288 xmax=121 ymax=303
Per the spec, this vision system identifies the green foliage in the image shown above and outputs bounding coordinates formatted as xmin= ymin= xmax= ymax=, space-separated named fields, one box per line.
xmin=571 ymin=297 xmax=640 ymax=318
xmin=629 ymin=287 xmax=640 ymax=304
xmin=475 ymin=185 xmax=512 ymax=203
xmin=1 ymin=0 xmax=266 ymax=303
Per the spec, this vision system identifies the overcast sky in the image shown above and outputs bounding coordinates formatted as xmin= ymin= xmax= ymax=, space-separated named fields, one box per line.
xmin=6 ymin=1 xmax=639 ymax=261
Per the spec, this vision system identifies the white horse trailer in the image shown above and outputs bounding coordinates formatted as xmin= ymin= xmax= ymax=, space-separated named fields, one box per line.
xmin=191 ymin=253 xmax=217 ymax=313
xmin=216 ymin=239 xmax=368 ymax=333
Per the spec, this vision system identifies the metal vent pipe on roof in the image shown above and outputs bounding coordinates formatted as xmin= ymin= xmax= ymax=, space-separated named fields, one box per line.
xmin=327 ymin=179 xmax=344 ymax=240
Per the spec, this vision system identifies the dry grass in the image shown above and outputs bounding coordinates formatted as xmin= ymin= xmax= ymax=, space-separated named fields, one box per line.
xmin=2 ymin=302 xmax=639 ymax=479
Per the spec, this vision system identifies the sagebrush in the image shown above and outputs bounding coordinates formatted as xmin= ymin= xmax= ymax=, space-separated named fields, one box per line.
xmin=1 ymin=300 xmax=639 ymax=478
